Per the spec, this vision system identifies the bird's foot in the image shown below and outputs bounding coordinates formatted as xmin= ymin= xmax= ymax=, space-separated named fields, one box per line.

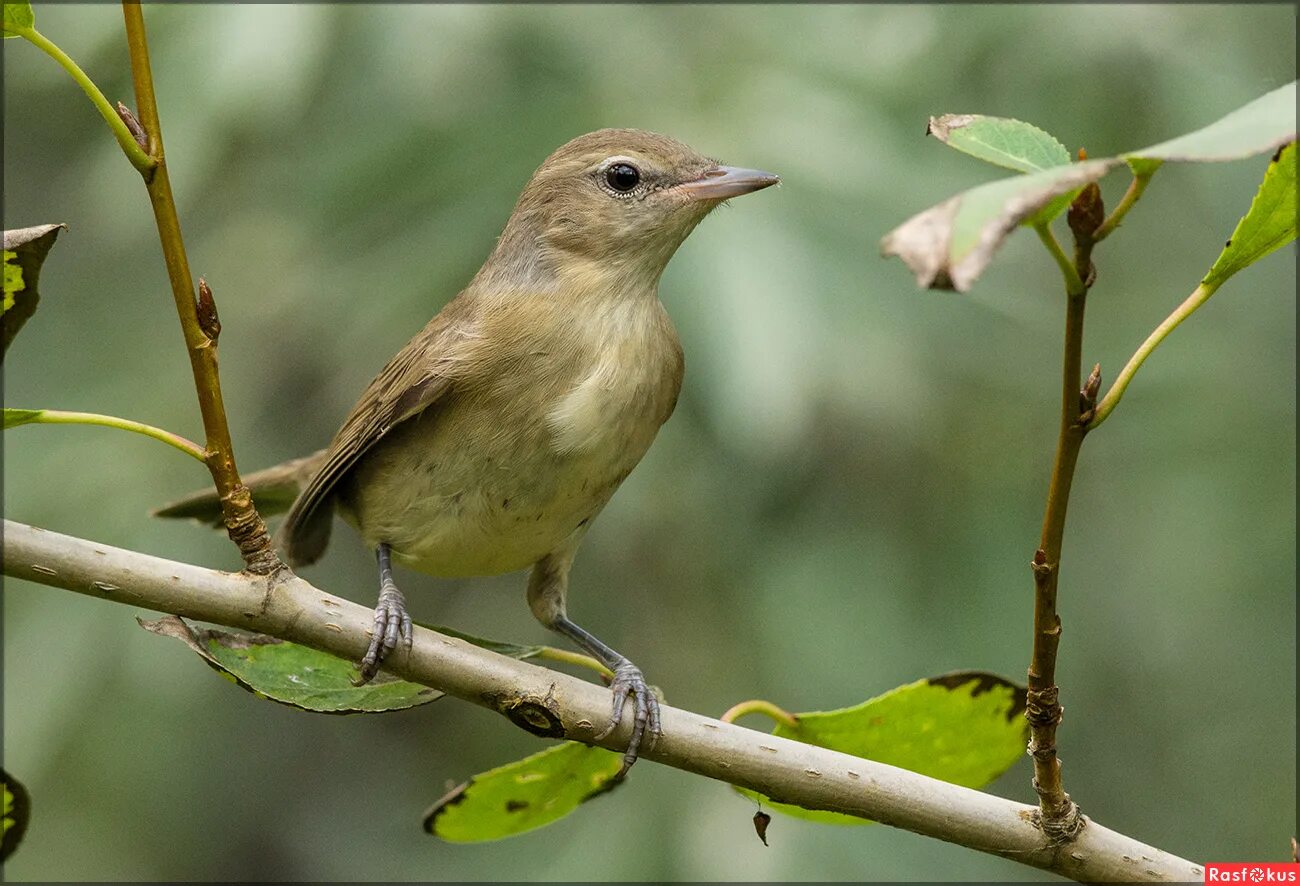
xmin=593 ymin=660 xmax=662 ymax=779
xmin=354 ymin=582 xmax=412 ymax=686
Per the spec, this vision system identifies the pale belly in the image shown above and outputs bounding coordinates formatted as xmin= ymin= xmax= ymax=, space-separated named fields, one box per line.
xmin=334 ymin=354 xmax=675 ymax=578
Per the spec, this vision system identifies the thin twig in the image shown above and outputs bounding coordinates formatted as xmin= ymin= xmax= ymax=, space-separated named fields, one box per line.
xmin=1025 ymin=285 xmax=1087 ymax=838
xmin=1024 ymin=212 xmax=1101 ymax=838
xmin=1088 ymin=281 xmax=1220 ymax=429
xmin=2 ymin=518 xmax=1204 ymax=884
xmin=120 ymin=2 xmax=279 ymax=574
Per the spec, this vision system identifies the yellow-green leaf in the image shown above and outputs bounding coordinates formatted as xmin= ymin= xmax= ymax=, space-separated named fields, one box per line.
xmin=2 ymin=250 xmax=20 ymax=310
xmin=737 ymin=671 xmax=1028 ymax=825
xmin=2 ymin=769 xmax=31 ymax=862
xmin=424 ymin=742 xmax=625 ymax=842
xmin=1203 ymin=142 xmax=1297 ymax=288
xmin=2 ymin=2 xmax=34 ymax=36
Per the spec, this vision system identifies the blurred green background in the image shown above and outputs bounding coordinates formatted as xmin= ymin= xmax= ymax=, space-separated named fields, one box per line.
xmin=3 ymin=4 xmax=1295 ymax=881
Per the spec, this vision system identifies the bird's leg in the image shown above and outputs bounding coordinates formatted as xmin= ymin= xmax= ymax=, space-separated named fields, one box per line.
xmin=355 ymin=542 xmax=413 ymax=685
xmin=553 ymin=616 xmax=662 ymax=778
xmin=527 ymin=547 xmax=660 ymax=779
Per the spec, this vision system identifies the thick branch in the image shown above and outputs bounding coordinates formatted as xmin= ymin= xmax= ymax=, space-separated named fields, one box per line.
xmin=2 ymin=519 xmax=1203 ymax=884
xmin=120 ymin=2 xmax=278 ymax=574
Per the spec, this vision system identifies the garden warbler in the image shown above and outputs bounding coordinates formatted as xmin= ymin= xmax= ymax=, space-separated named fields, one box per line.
xmin=156 ymin=129 xmax=779 ymax=775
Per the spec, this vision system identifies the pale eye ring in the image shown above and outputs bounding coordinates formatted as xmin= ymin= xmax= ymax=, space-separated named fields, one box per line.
xmin=605 ymin=162 xmax=640 ymax=192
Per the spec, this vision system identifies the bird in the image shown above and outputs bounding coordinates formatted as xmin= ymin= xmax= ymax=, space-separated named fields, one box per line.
xmin=156 ymin=128 xmax=779 ymax=776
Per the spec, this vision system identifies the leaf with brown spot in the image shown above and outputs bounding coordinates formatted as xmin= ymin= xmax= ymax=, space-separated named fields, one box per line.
xmin=2 ymin=769 xmax=31 ymax=862
xmin=3 ymin=224 xmax=66 ymax=358
xmin=735 ymin=671 xmax=1028 ymax=825
xmin=423 ymin=742 xmax=625 ymax=842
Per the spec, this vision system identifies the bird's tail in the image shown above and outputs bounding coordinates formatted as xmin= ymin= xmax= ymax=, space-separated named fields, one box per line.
xmin=151 ymin=449 xmax=329 ymax=529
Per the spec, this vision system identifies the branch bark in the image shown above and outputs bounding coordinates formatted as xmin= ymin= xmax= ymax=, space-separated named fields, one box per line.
xmin=2 ymin=518 xmax=1203 ymax=884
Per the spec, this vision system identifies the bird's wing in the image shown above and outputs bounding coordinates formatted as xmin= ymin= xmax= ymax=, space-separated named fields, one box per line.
xmin=280 ymin=293 xmax=482 ymax=566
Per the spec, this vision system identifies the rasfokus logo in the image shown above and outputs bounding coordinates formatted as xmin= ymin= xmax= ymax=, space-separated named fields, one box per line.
xmin=1205 ymin=863 xmax=1300 ymax=883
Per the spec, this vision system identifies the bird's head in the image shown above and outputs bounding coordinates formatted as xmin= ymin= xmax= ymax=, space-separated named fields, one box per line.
xmin=485 ymin=129 xmax=779 ymax=289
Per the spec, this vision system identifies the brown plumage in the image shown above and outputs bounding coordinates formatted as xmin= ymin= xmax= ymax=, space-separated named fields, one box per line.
xmin=159 ymin=128 xmax=778 ymax=776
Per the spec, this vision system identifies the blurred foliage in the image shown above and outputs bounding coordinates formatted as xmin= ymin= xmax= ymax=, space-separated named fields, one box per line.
xmin=2 ymin=4 xmax=1294 ymax=881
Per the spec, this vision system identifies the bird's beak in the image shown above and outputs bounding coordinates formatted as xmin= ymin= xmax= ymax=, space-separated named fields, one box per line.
xmin=678 ymin=165 xmax=780 ymax=201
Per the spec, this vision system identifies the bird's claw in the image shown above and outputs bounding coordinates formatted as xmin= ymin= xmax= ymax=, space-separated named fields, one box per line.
xmin=593 ymin=660 xmax=661 ymax=779
xmin=354 ymin=583 xmax=412 ymax=686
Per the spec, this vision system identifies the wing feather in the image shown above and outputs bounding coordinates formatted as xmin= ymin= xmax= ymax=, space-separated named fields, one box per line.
xmin=280 ymin=295 xmax=480 ymax=566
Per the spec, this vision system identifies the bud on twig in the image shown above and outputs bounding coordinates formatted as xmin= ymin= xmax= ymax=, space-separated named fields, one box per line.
xmin=196 ymin=277 xmax=221 ymax=343
xmin=116 ymin=101 xmax=148 ymax=150
xmin=1067 ymin=153 xmax=1105 ymax=290
xmin=1068 ymin=182 xmax=1105 ymax=243
xmin=1079 ymin=363 xmax=1101 ymax=418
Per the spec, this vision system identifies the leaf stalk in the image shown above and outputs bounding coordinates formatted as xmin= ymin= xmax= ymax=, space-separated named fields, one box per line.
xmin=6 ymin=409 xmax=206 ymax=461
xmin=1087 ymin=280 xmax=1220 ymax=429
xmin=6 ymin=24 xmax=155 ymax=175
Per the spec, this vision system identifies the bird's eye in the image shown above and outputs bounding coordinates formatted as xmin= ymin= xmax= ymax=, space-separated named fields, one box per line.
xmin=605 ymin=163 xmax=640 ymax=192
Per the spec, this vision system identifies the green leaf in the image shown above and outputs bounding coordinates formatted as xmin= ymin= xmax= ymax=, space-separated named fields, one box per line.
xmin=1124 ymin=81 xmax=1297 ymax=175
xmin=2 ymin=769 xmax=31 ymax=862
xmin=140 ymin=615 xmax=442 ymax=713
xmin=2 ymin=3 xmax=34 ymax=36
xmin=1203 ymin=142 xmax=1297 ymax=288
xmin=3 ymin=224 xmax=65 ymax=357
xmin=927 ymin=115 xmax=1070 ymax=174
xmin=423 ymin=742 xmax=625 ymax=842
xmin=3 ymin=408 xmax=43 ymax=429
xmin=883 ymin=81 xmax=1297 ymax=293
xmin=140 ymin=615 xmax=546 ymax=714
xmin=737 ymin=671 xmax=1028 ymax=825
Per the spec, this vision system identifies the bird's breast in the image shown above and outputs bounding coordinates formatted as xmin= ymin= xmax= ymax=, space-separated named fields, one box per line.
xmin=543 ymin=296 xmax=683 ymax=457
